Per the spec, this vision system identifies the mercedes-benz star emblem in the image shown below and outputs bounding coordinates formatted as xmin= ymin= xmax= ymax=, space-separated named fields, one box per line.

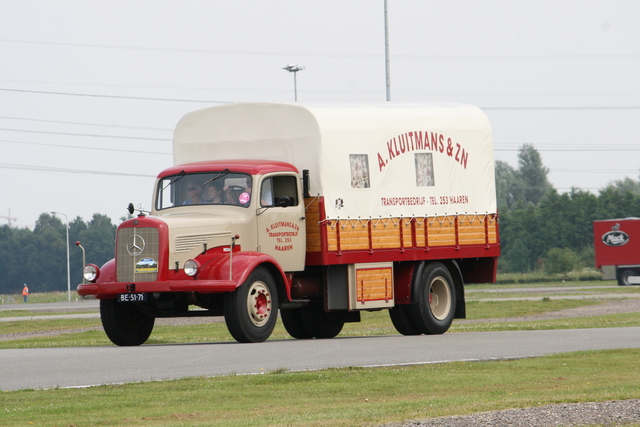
xmin=127 ymin=234 xmax=146 ymax=256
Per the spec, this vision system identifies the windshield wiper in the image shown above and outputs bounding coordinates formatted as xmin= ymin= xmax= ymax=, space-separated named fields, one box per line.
xmin=202 ymin=169 xmax=230 ymax=187
xmin=162 ymin=171 xmax=186 ymax=191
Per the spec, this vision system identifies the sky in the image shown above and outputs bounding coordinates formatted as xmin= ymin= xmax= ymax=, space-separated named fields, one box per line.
xmin=1 ymin=0 xmax=639 ymax=229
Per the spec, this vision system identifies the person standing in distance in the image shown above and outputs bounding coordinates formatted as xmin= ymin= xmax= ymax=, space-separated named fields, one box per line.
xmin=22 ymin=283 xmax=29 ymax=303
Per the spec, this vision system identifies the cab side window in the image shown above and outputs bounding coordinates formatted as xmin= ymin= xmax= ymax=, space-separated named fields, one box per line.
xmin=260 ymin=178 xmax=274 ymax=207
xmin=261 ymin=175 xmax=298 ymax=207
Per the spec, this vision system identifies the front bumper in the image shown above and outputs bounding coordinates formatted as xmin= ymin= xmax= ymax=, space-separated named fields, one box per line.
xmin=77 ymin=280 xmax=237 ymax=298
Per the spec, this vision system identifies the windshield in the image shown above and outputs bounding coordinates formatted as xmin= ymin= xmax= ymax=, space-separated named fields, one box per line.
xmin=156 ymin=172 xmax=253 ymax=210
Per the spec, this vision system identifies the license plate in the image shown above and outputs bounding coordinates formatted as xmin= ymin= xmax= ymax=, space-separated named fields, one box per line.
xmin=118 ymin=293 xmax=147 ymax=302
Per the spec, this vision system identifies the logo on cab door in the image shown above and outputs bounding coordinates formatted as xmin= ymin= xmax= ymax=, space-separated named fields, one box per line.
xmin=265 ymin=221 xmax=299 ymax=252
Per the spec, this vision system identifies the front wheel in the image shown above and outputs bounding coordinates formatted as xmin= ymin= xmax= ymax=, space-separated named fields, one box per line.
xmin=618 ymin=269 xmax=638 ymax=286
xmin=224 ymin=266 xmax=279 ymax=343
xmin=410 ymin=262 xmax=456 ymax=335
xmin=100 ymin=298 xmax=155 ymax=346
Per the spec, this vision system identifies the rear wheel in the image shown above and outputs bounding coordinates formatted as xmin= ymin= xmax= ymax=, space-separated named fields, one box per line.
xmin=410 ymin=262 xmax=456 ymax=335
xmin=300 ymin=304 xmax=345 ymax=339
xmin=280 ymin=308 xmax=313 ymax=339
xmin=389 ymin=304 xmax=423 ymax=335
xmin=618 ymin=269 xmax=638 ymax=286
xmin=100 ymin=298 xmax=155 ymax=346
xmin=224 ymin=266 xmax=278 ymax=343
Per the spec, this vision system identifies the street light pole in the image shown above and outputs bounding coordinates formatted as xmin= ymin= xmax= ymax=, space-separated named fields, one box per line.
xmin=282 ymin=64 xmax=305 ymax=101
xmin=51 ymin=211 xmax=71 ymax=301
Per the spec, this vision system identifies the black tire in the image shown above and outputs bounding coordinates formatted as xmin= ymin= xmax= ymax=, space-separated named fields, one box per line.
xmin=300 ymin=304 xmax=345 ymax=339
xmin=280 ymin=308 xmax=313 ymax=339
xmin=409 ymin=262 xmax=456 ymax=335
xmin=389 ymin=304 xmax=424 ymax=335
xmin=224 ymin=266 xmax=279 ymax=343
xmin=100 ymin=298 xmax=155 ymax=346
xmin=618 ymin=269 xmax=637 ymax=286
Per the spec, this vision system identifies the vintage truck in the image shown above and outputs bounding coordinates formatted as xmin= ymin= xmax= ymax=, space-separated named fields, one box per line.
xmin=594 ymin=217 xmax=640 ymax=286
xmin=78 ymin=102 xmax=500 ymax=345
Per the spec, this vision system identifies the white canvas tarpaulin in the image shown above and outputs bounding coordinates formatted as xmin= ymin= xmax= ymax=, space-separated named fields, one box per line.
xmin=173 ymin=102 xmax=496 ymax=220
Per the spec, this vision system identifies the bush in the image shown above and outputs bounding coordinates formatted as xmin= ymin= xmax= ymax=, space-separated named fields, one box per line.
xmin=545 ymin=247 xmax=581 ymax=275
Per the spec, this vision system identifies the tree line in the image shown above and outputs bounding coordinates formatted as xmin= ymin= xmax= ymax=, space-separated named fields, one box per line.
xmin=498 ymin=144 xmax=640 ymax=274
xmin=0 ymin=214 xmax=117 ymax=295
xmin=1 ymin=145 xmax=639 ymax=294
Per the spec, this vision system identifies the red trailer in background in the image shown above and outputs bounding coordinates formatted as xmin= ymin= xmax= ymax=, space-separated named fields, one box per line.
xmin=593 ymin=218 xmax=640 ymax=286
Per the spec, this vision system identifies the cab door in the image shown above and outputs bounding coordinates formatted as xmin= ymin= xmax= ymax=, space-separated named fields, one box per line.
xmin=256 ymin=174 xmax=306 ymax=272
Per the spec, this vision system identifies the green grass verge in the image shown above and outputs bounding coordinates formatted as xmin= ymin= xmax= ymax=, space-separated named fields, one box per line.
xmin=451 ymin=312 xmax=640 ymax=332
xmin=2 ymin=298 xmax=639 ymax=349
xmin=495 ymin=269 xmax=603 ymax=284
xmin=0 ymin=310 xmax=98 ymax=318
xmin=466 ymin=290 xmax=640 ymax=301
xmin=466 ymin=280 xmax=617 ymax=290
xmin=0 ymin=291 xmax=77 ymax=304
xmin=0 ymin=318 xmax=102 ymax=335
xmin=2 ymin=349 xmax=639 ymax=426
xmin=464 ymin=298 xmax=605 ymax=318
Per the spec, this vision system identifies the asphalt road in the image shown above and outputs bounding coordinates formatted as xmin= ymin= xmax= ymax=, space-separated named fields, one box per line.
xmin=2 ymin=327 xmax=639 ymax=391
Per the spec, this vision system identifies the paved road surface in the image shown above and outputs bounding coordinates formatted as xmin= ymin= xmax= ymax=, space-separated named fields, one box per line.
xmin=2 ymin=327 xmax=639 ymax=391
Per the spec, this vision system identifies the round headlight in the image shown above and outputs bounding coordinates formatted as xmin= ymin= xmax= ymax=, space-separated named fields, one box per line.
xmin=184 ymin=259 xmax=199 ymax=277
xmin=83 ymin=264 xmax=100 ymax=282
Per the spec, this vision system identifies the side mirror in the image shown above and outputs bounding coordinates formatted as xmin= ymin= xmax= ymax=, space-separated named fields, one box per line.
xmin=302 ymin=169 xmax=310 ymax=198
xmin=275 ymin=196 xmax=293 ymax=207
xmin=127 ymin=203 xmax=135 ymax=215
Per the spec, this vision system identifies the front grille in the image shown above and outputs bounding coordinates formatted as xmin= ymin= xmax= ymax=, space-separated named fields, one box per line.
xmin=116 ymin=227 xmax=160 ymax=282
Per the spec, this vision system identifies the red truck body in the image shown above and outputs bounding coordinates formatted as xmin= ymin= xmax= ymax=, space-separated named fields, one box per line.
xmin=593 ymin=218 xmax=640 ymax=285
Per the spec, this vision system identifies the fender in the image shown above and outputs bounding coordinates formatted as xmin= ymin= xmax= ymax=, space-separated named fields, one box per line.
xmin=409 ymin=260 xmax=466 ymax=319
xmin=97 ymin=258 xmax=116 ymax=283
xmin=77 ymin=258 xmax=116 ymax=295
xmin=444 ymin=259 xmax=466 ymax=319
xmin=198 ymin=251 xmax=291 ymax=299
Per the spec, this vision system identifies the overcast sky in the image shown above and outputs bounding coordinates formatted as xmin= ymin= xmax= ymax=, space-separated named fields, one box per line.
xmin=1 ymin=0 xmax=639 ymax=229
